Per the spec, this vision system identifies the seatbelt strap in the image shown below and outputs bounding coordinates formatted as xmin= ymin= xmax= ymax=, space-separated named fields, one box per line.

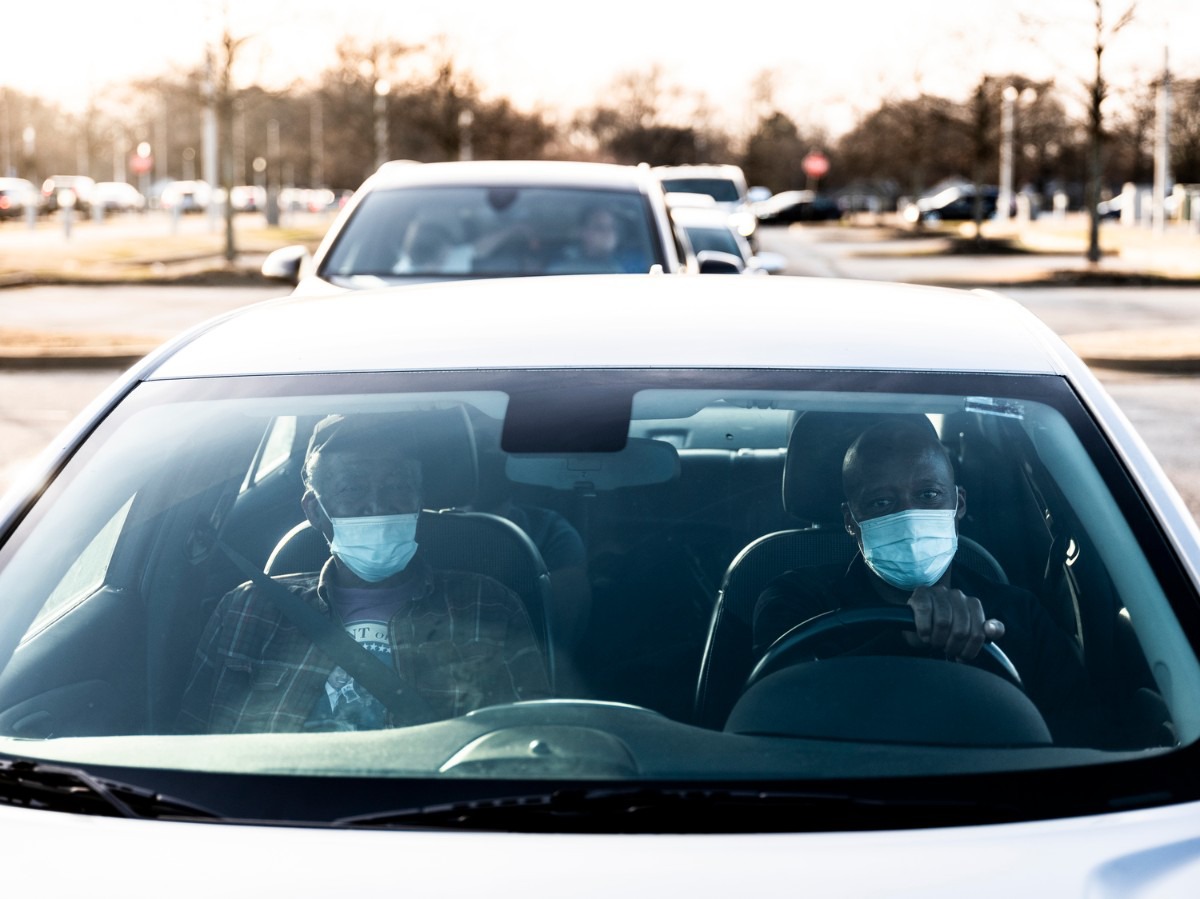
xmin=216 ymin=540 xmax=434 ymax=724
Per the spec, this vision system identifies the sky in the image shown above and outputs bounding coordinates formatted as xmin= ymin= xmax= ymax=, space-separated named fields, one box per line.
xmin=3 ymin=0 xmax=1197 ymax=136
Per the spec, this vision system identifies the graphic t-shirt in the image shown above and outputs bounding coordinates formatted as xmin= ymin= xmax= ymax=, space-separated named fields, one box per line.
xmin=304 ymin=584 xmax=406 ymax=731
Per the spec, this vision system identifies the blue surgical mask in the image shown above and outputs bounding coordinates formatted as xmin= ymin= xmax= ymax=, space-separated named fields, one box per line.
xmin=853 ymin=503 xmax=958 ymax=591
xmin=319 ymin=501 xmax=420 ymax=583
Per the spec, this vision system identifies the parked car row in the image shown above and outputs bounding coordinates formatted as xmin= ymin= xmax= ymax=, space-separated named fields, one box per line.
xmin=2 ymin=176 xmax=151 ymax=218
xmin=2 ymin=175 xmax=350 ymax=222
xmin=0 ymin=177 xmax=45 ymax=219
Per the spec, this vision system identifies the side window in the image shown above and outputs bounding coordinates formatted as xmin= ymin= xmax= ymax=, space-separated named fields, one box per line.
xmin=26 ymin=496 xmax=134 ymax=634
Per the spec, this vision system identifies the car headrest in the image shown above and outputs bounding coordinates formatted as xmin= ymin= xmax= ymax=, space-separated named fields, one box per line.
xmin=782 ymin=411 xmax=933 ymax=524
xmin=306 ymin=406 xmax=478 ymax=510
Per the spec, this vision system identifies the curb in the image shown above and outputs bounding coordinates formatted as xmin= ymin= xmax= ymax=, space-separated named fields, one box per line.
xmin=0 ymin=353 xmax=148 ymax=370
xmin=3 ymin=348 xmax=1197 ymax=375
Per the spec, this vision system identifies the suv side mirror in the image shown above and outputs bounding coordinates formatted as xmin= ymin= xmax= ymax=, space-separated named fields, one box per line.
xmin=261 ymin=245 xmax=310 ymax=284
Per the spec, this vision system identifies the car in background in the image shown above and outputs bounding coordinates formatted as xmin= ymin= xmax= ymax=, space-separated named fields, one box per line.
xmin=901 ymin=184 xmax=1002 ymax=225
xmin=753 ymin=189 xmax=843 ymax=224
xmin=669 ymin=203 xmax=785 ymax=274
xmin=229 ymin=185 xmax=266 ymax=213
xmin=1 ymin=274 xmax=1199 ymax=890
xmin=653 ymin=163 xmax=758 ymax=246
xmin=158 ymin=180 xmax=211 ymax=214
xmin=92 ymin=181 xmax=146 ymax=214
xmin=0 ymin=177 xmax=43 ymax=220
xmin=40 ymin=175 xmax=96 ymax=215
xmin=261 ymin=160 xmax=686 ymax=292
xmin=279 ymin=187 xmax=340 ymax=214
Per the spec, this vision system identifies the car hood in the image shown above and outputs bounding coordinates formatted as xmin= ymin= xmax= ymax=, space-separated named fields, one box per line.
xmin=4 ymin=800 xmax=1200 ymax=895
xmin=292 ymin=274 xmax=446 ymax=296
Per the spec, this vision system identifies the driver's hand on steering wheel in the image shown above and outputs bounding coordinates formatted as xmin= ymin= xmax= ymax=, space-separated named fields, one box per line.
xmin=906 ymin=585 xmax=1005 ymax=661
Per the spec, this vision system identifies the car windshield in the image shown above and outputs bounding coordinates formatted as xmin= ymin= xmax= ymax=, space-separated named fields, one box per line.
xmin=660 ymin=178 xmax=742 ymax=204
xmin=0 ymin=368 xmax=1195 ymax=824
xmin=683 ymin=224 xmax=743 ymax=257
xmin=320 ymin=186 xmax=663 ymax=281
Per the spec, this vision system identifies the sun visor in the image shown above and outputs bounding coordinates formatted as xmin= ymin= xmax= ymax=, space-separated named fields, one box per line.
xmin=505 ymin=438 xmax=680 ymax=492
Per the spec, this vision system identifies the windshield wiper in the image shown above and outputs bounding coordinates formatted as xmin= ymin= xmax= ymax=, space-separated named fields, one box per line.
xmin=0 ymin=757 xmax=222 ymax=821
xmin=335 ymin=785 xmax=1022 ymax=833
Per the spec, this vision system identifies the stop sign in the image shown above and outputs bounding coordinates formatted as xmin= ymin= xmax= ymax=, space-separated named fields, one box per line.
xmin=130 ymin=154 xmax=153 ymax=175
xmin=802 ymin=152 xmax=829 ymax=180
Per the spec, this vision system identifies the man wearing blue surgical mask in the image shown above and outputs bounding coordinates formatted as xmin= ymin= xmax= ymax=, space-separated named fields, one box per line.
xmin=179 ymin=414 xmax=550 ymax=734
xmin=753 ymin=418 xmax=1106 ymax=745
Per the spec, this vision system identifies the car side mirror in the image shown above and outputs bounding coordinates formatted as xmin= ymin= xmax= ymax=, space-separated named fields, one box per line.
xmin=261 ymin=245 xmax=310 ymax=283
xmin=749 ymin=251 xmax=786 ymax=275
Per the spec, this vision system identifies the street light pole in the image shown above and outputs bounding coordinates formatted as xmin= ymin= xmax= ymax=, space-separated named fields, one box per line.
xmin=135 ymin=141 xmax=152 ymax=208
xmin=1152 ymin=47 xmax=1171 ymax=236
xmin=458 ymin=109 xmax=474 ymax=162
xmin=998 ymin=86 xmax=1017 ymax=223
xmin=374 ymin=79 xmax=390 ymax=171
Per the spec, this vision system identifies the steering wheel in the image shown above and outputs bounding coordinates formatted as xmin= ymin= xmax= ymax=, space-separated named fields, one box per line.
xmin=745 ymin=606 xmax=1022 ymax=692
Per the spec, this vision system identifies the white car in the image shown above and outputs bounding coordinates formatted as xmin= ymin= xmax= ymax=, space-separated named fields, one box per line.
xmin=0 ymin=177 xmax=42 ymax=219
xmin=654 ymin=163 xmax=758 ymax=246
xmin=262 ymin=160 xmax=687 ymax=293
xmin=93 ymin=181 xmax=147 ymax=214
xmin=669 ymin=204 xmax=785 ymax=274
xmin=157 ymin=180 xmax=212 ymax=214
xmin=1 ymin=275 xmax=1199 ymax=893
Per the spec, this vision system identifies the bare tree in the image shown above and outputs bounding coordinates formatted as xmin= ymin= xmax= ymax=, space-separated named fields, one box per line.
xmin=212 ymin=27 xmax=252 ymax=262
xmin=1170 ymin=79 xmax=1200 ymax=183
xmin=1085 ymin=0 xmax=1137 ymax=262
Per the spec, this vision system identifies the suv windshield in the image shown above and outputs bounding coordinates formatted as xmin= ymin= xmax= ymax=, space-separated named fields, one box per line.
xmin=0 ymin=369 xmax=1194 ymax=826
xmin=660 ymin=178 xmax=743 ymax=204
xmin=320 ymin=186 xmax=664 ymax=281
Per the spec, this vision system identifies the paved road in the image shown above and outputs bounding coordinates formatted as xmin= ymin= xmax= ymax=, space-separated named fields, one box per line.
xmin=1 ymin=229 xmax=1198 ymax=518
xmin=0 ymin=281 xmax=288 ymax=494
xmin=0 ymin=283 xmax=290 ymax=336
xmin=0 ymin=208 xmax=331 ymax=251
xmin=758 ymin=226 xmax=1093 ymax=285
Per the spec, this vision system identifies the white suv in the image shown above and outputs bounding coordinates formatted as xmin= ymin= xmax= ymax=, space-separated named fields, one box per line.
xmin=263 ymin=160 xmax=687 ymax=293
xmin=653 ymin=163 xmax=757 ymax=246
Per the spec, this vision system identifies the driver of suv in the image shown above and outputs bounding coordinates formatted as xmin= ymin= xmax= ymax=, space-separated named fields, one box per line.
xmin=752 ymin=417 xmax=1107 ymax=745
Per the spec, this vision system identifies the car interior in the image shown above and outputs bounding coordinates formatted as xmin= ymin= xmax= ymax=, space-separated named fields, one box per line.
xmin=0 ymin=371 xmax=1191 ymax=776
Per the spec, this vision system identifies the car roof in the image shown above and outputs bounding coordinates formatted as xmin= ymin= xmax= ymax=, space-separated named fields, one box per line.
xmin=669 ymin=206 xmax=739 ymax=226
xmin=653 ymin=163 xmax=746 ymax=179
xmin=363 ymin=160 xmax=663 ymax=192
xmin=145 ymin=275 xmax=1073 ymax=381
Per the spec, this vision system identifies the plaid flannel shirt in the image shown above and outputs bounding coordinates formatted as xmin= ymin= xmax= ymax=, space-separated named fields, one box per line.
xmin=177 ymin=556 xmax=551 ymax=733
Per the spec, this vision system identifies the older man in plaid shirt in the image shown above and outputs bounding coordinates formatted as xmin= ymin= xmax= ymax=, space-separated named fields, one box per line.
xmin=178 ymin=414 xmax=550 ymax=733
